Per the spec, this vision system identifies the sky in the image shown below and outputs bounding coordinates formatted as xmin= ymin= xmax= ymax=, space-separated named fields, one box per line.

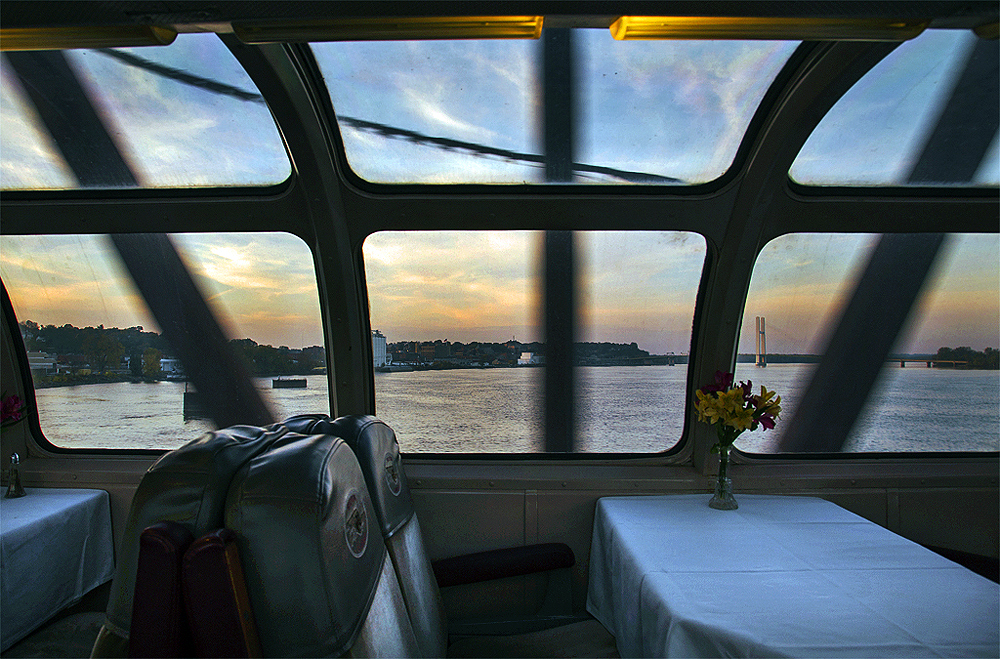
xmin=0 ymin=233 xmax=325 ymax=349
xmin=363 ymin=231 xmax=708 ymax=353
xmin=740 ymin=233 xmax=1000 ymax=355
xmin=315 ymin=33 xmax=797 ymax=183
xmin=1 ymin=29 xmax=997 ymax=355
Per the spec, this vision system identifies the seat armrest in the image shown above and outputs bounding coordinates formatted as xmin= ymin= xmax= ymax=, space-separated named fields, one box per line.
xmin=183 ymin=528 xmax=262 ymax=658
xmin=432 ymin=542 xmax=574 ymax=588
xmin=129 ymin=521 xmax=194 ymax=658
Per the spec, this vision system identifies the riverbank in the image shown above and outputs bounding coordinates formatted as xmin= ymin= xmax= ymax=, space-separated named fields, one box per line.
xmin=34 ymin=374 xmax=160 ymax=388
xmin=33 ymin=369 xmax=322 ymax=388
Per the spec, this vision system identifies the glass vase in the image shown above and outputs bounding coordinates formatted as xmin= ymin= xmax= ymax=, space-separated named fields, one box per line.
xmin=709 ymin=444 xmax=738 ymax=510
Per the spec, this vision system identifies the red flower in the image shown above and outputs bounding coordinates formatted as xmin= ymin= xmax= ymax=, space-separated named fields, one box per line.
xmin=1 ymin=394 xmax=26 ymax=427
xmin=699 ymin=370 xmax=734 ymax=394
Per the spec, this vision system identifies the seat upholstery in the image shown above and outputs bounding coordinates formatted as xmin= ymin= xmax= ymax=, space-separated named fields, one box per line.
xmin=275 ymin=414 xmax=447 ymax=657
xmin=279 ymin=414 xmax=618 ymax=659
xmin=224 ymin=433 xmax=420 ymax=657
xmin=92 ymin=424 xmax=298 ymax=656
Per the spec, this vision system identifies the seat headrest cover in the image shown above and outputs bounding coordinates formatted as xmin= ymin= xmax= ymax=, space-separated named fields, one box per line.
xmin=283 ymin=414 xmax=414 ymax=538
xmin=225 ymin=434 xmax=386 ymax=658
xmin=275 ymin=413 xmax=330 ymax=436
xmin=105 ymin=425 xmax=294 ymax=637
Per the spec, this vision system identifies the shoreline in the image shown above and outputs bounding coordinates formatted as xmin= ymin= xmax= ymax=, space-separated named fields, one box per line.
xmin=33 ymin=359 xmax=994 ymax=388
xmin=33 ymin=371 xmax=322 ymax=389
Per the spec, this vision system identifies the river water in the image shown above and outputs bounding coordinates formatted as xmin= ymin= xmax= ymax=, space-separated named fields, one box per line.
xmin=34 ymin=363 xmax=999 ymax=454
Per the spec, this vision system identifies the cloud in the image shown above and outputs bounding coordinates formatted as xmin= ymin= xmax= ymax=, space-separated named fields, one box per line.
xmin=0 ymin=235 xmax=157 ymax=330
xmin=364 ymin=231 xmax=711 ymax=351
xmin=0 ymin=61 xmax=78 ymax=189
xmin=62 ymin=40 xmax=289 ymax=188
xmin=578 ymin=35 xmax=797 ymax=181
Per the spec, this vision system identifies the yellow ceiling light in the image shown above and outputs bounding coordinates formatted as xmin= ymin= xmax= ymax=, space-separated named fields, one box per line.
xmin=0 ymin=26 xmax=177 ymax=51
xmin=609 ymin=16 xmax=928 ymax=41
xmin=234 ymin=16 xmax=544 ymax=43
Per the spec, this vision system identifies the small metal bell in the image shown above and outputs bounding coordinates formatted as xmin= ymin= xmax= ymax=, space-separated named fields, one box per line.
xmin=5 ymin=453 xmax=26 ymax=498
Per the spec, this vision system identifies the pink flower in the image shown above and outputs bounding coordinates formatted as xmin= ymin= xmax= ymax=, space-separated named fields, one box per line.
xmin=1 ymin=394 xmax=25 ymax=427
xmin=758 ymin=413 xmax=776 ymax=430
xmin=700 ymin=370 xmax=734 ymax=394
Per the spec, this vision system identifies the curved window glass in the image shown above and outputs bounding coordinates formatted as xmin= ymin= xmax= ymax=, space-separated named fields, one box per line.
xmin=738 ymin=233 xmax=999 ymax=453
xmin=1 ymin=232 xmax=324 ymax=449
xmin=313 ymin=32 xmax=796 ymax=185
xmin=363 ymin=230 xmax=706 ymax=453
xmin=1 ymin=34 xmax=290 ymax=190
xmin=792 ymin=30 xmax=999 ymax=187
xmin=0 ymin=62 xmax=77 ymax=189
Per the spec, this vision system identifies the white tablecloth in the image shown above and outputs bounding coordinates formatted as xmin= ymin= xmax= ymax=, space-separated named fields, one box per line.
xmin=587 ymin=494 xmax=999 ymax=658
xmin=1 ymin=488 xmax=115 ymax=650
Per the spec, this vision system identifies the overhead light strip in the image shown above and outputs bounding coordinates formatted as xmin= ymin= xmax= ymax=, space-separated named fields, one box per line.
xmin=0 ymin=26 xmax=177 ymax=51
xmin=610 ymin=16 xmax=928 ymax=41
xmin=233 ymin=16 xmax=544 ymax=43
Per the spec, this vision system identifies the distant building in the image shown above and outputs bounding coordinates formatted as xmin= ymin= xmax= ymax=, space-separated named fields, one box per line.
xmin=419 ymin=343 xmax=436 ymax=361
xmin=160 ymin=358 xmax=183 ymax=374
xmin=518 ymin=352 xmax=544 ymax=365
xmin=27 ymin=351 xmax=56 ymax=377
xmin=392 ymin=351 xmax=421 ymax=364
xmin=372 ymin=330 xmax=390 ymax=368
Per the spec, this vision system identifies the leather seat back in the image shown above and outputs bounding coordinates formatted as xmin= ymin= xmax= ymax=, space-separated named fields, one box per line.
xmin=281 ymin=414 xmax=448 ymax=658
xmin=97 ymin=425 xmax=296 ymax=651
xmin=225 ymin=433 xmax=420 ymax=657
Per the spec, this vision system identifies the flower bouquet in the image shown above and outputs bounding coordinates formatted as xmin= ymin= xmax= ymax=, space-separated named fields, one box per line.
xmin=694 ymin=371 xmax=781 ymax=509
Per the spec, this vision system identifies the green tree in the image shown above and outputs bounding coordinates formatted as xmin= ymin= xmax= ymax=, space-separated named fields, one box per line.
xmin=934 ymin=346 xmax=999 ymax=369
xmin=82 ymin=331 xmax=125 ymax=373
xmin=230 ymin=338 xmax=260 ymax=374
xmin=143 ymin=348 xmax=163 ymax=378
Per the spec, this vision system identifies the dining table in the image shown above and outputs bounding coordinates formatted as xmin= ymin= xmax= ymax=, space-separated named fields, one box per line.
xmin=587 ymin=494 xmax=999 ymax=658
xmin=0 ymin=488 xmax=115 ymax=651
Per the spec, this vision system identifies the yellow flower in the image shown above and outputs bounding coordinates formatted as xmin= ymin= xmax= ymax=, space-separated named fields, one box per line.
xmin=730 ymin=406 xmax=755 ymax=431
xmin=694 ymin=390 xmax=721 ymax=424
xmin=694 ymin=372 xmax=783 ymax=438
xmin=722 ymin=388 xmax=746 ymax=419
xmin=756 ymin=385 xmax=776 ymax=406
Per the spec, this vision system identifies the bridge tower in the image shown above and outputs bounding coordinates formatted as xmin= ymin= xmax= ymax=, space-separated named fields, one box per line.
xmin=756 ymin=316 xmax=767 ymax=367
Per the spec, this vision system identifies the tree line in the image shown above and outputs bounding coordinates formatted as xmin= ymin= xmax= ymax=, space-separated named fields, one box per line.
xmin=934 ymin=346 xmax=999 ymax=369
xmin=19 ymin=321 xmax=323 ymax=378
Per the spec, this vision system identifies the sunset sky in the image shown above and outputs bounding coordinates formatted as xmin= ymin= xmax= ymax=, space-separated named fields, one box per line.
xmin=1 ymin=29 xmax=997 ymax=356
xmin=2 ymin=229 xmax=996 ymax=357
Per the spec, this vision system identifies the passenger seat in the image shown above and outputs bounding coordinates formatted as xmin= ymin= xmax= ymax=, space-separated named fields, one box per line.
xmin=91 ymin=425 xmax=297 ymax=657
xmin=279 ymin=414 xmax=620 ymax=658
xmin=223 ymin=433 xmax=420 ymax=657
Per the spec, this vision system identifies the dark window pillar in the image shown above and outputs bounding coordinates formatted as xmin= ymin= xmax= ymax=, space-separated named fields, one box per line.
xmin=542 ymin=29 xmax=577 ymax=452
